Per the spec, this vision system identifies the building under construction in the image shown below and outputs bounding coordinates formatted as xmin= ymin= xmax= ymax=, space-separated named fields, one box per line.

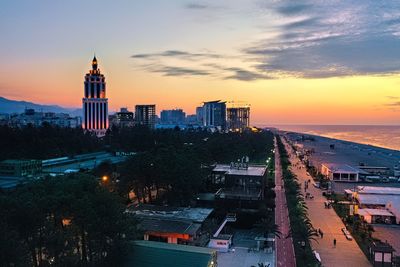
xmin=226 ymin=102 xmax=250 ymax=132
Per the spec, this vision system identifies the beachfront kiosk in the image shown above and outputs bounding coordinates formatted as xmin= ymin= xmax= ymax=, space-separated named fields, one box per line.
xmin=369 ymin=241 xmax=395 ymax=267
xmin=321 ymin=163 xmax=366 ymax=182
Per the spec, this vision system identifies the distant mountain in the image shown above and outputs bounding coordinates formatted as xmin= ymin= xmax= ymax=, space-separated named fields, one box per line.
xmin=0 ymin=96 xmax=81 ymax=116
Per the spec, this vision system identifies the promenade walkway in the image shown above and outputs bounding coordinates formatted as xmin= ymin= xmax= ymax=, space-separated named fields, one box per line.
xmin=282 ymin=137 xmax=371 ymax=267
xmin=274 ymin=137 xmax=296 ymax=267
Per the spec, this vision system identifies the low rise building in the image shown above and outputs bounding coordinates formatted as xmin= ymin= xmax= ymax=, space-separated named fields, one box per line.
xmin=369 ymin=241 xmax=395 ymax=267
xmin=127 ymin=204 xmax=213 ymax=245
xmin=9 ymin=109 xmax=81 ymax=128
xmin=212 ymin=163 xmax=267 ymax=209
xmin=42 ymin=151 xmax=126 ymax=175
xmin=0 ymin=159 xmax=42 ymax=177
xmin=357 ymin=208 xmax=395 ymax=224
xmin=321 ymin=163 xmax=368 ymax=182
xmin=352 ymin=186 xmax=400 ymax=224
xmin=386 ymin=201 xmax=400 ymax=224
xmin=110 ymin=107 xmax=134 ymax=128
xmin=358 ymin=166 xmax=390 ymax=176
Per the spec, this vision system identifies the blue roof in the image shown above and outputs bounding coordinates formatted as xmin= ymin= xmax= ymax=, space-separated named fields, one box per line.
xmin=125 ymin=241 xmax=216 ymax=267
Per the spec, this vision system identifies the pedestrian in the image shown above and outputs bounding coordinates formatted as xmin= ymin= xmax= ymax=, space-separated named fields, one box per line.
xmin=333 ymin=238 xmax=336 ymax=247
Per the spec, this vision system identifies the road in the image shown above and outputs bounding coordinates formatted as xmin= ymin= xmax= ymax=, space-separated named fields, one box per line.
xmin=274 ymin=137 xmax=296 ymax=267
xmin=281 ymin=136 xmax=372 ymax=267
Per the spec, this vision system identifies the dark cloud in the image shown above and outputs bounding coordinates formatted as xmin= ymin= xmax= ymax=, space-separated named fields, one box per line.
xmin=147 ymin=65 xmax=210 ymax=77
xmin=276 ymin=3 xmax=312 ymax=15
xmin=224 ymin=68 xmax=273 ymax=81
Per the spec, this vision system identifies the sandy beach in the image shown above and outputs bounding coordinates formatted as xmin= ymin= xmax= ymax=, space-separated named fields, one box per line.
xmin=281 ymin=131 xmax=400 ymax=191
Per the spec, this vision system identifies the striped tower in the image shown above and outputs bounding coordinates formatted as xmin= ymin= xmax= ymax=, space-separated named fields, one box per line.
xmin=82 ymin=56 xmax=108 ymax=137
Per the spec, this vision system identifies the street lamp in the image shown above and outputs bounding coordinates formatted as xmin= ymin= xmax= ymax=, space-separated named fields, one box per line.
xmin=102 ymin=175 xmax=109 ymax=182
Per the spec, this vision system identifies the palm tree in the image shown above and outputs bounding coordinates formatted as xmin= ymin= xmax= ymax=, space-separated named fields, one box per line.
xmin=254 ymin=217 xmax=282 ymax=239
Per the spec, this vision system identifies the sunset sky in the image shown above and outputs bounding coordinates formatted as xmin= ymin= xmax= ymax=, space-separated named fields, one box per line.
xmin=1 ymin=1 xmax=400 ymax=125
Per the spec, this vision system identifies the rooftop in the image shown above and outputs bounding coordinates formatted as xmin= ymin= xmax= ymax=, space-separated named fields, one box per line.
xmin=125 ymin=240 xmax=216 ymax=267
xmin=356 ymin=194 xmax=400 ymax=206
xmin=127 ymin=204 xmax=213 ymax=223
xmin=215 ymin=188 xmax=262 ymax=200
xmin=356 ymin=186 xmax=400 ymax=195
xmin=127 ymin=204 xmax=213 ymax=236
xmin=213 ymin=164 xmax=266 ymax=177
xmin=322 ymin=163 xmax=368 ymax=174
xmin=357 ymin=208 xmax=394 ymax=217
xmin=139 ymin=218 xmax=201 ymax=236
xmin=0 ymin=159 xmax=40 ymax=164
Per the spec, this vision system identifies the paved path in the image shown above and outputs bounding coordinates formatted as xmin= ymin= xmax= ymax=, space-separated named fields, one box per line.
xmin=282 ymin=136 xmax=372 ymax=267
xmin=274 ymin=137 xmax=296 ymax=267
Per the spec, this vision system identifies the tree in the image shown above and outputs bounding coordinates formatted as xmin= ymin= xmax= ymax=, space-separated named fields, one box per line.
xmin=0 ymin=173 xmax=138 ymax=267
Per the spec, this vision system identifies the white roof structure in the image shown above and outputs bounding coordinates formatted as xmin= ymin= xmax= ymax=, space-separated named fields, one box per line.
xmin=213 ymin=164 xmax=266 ymax=176
xmin=356 ymin=186 xmax=400 ymax=195
xmin=322 ymin=163 xmax=367 ymax=174
xmin=357 ymin=208 xmax=394 ymax=217
xmin=356 ymin=194 xmax=400 ymax=206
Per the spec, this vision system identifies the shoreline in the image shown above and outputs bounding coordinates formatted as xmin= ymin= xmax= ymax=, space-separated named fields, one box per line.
xmin=278 ymin=130 xmax=400 ymax=174
xmin=266 ymin=124 xmax=400 ymax=152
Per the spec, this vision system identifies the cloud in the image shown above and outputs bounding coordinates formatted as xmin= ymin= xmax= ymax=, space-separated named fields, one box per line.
xmin=275 ymin=3 xmax=312 ymax=15
xmin=185 ymin=3 xmax=208 ymax=10
xmin=387 ymin=96 xmax=400 ymax=100
xmin=386 ymin=101 xmax=400 ymax=106
xmin=244 ymin=1 xmax=400 ymax=78
xmin=223 ymin=67 xmax=273 ymax=81
xmin=131 ymin=50 xmax=221 ymax=60
xmin=131 ymin=1 xmax=400 ymax=80
xmin=130 ymin=51 xmax=274 ymax=81
xmin=144 ymin=65 xmax=210 ymax=77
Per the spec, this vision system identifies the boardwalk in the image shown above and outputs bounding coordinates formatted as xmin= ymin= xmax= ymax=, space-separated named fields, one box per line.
xmin=282 ymin=137 xmax=372 ymax=267
xmin=274 ymin=137 xmax=296 ymax=267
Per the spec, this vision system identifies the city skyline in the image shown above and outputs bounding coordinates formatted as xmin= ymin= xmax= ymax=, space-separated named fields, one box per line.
xmin=1 ymin=1 xmax=400 ymax=125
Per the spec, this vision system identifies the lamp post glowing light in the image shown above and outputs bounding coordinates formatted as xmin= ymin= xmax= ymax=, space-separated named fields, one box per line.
xmin=102 ymin=175 xmax=108 ymax=182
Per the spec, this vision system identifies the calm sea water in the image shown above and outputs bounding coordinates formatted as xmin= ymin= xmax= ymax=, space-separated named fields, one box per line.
xmin=270 ymin=125 xmax=400 ymax=151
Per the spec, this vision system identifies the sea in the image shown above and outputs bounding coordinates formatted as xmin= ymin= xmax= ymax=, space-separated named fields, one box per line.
xmin=269 ymin=125 xmax=400 ymax=151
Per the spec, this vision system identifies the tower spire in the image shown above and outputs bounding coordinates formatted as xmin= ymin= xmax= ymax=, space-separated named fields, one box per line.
xmin=92 ymin=54 xmax=98 ymax=70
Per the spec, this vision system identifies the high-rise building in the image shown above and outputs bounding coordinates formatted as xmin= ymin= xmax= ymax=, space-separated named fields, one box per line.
xmin=227 ymin=106 xmax=250 ymax=132
xmin=82 ymin=56 xmax=108 ymax=136
xmin=196 ymin=106 xmax=203 ymax=125
xmin=202 ymin=100 xmax=226 ymax=130
xmin=160 ymin=109 xmax=186 ymax=125
xmin=135 ymin=105 xmax=156 ymax=128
